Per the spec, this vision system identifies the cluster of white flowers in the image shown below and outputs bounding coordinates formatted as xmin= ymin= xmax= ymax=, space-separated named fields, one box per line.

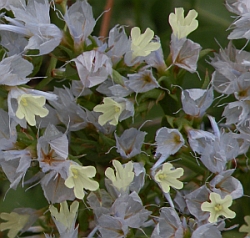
xmin=0 ymin=0 xmax=249 ymax=237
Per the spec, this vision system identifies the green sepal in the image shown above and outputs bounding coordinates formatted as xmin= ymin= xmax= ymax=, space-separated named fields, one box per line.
xmin=112 ymin=69 xmax=125 ymax=86
xmin=65 ymin=63 xmax=80 ymax=80
xmin=0 ymin=47 xmax=6 ymax=61
xmin=201 ymin=69 xmax=210 ymax=89
xmin=137 ymin=88 xmax=165 ymax=103
xmin=199 ymin=48 xmax=214 ymax=60
xmin=51 ymin=45 xmax=72 ymax=62
xmin=164 ymin=115 xmax=193 ymax=130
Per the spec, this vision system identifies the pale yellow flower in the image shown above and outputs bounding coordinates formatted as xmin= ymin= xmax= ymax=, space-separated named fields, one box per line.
xmin=65 ymin=164 xmax=99 ymax=199
xmin=93 ymin=97 xmax=125 ymax=126
xmin=0 ymin=212 xmax=29 ymax=238
xmin=49 ymin=201 xmax=79 ymax=230
xmin=105 ymin=160 xmax=134 ymax=192
xmin=154 ymin=162 xmax=184 ymax=193
xmin=169 ymin=8 xmax=198 ymax=39
xmin=15 ymin=94 xmax=49 ymax=126
xmin=201 ymin=192 xmax=236 ymax=223
xmin=131 ymin=27 xmax=160 ymax=59
xmin=239 ymin=216 xmax=250 ymax=236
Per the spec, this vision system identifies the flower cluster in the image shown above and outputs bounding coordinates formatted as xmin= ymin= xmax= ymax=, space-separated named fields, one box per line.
xmin=0 ymin=0 xmax=248 ymax=237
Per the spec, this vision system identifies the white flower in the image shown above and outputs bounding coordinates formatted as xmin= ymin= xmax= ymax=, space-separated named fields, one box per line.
xmin=169 ymin=8 xmax=198 ymax=39
xmin=15 ymin=94 xmax=49 ymax=126
xmin=65 ymin=164 xmax=99 ymax=199
xmin=154 ymin=162 xmax=184 ymax=193
xmin=93 ymin=97 xmax=125 ymax=126
xmin=0 ymin=212 xmax=29 ymax=238
xmin=130 ymin=27 xmax=160 ymax=59
xmin=8 ymin=87 xmax=57 ymax=128
xmin=49 ymin=201 xmax=79 ymax=232
xmin=105 ymin=160 xmax=134 ymax=192
xmin=239 ymin=216 xmax=250 ymax=236
xmin=201 ymin=192 xmax=236 ymax=223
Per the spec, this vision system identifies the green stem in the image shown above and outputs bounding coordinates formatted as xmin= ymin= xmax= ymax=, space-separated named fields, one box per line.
xmin=35 ymin=57 xmax=58 ymax=90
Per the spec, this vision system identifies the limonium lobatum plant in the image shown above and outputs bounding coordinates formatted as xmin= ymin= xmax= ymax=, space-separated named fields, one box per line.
xmin=0 ymin=0 xmax=249 ymax=237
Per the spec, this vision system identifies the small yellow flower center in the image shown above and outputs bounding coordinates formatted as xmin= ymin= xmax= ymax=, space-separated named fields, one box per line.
xmin=72 ymin=168 xmax=79 ymax=178
xmin=114 ymin=105 xmax=121 ymax=113
xmin=158 ymin=173 xmax=167 ymax=180
xmin=174 ymin=134 xmax=181 ymax=143
xmin=143 ymin=74 xmax=152 ymax=83
xmin=21 ymin=98 xmax=28 ymax=106
xmin=214 ymin=204 xmax=223 ymax=211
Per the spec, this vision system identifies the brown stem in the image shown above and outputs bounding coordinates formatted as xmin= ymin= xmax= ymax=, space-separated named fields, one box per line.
xmin=99 ymin=0 xmax=114 ymax=39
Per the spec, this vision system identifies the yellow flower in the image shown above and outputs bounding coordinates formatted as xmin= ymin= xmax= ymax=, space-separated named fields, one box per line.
xmin=239 ymin=216 xmax=250 ymax=236
xmin=201 ymin=192 xmax=236 ymax=223
xmin=169 ymin=8 xmax=198 ymax=39
xmin=15 ymin=94 xmax=49 ymax=126
xmin=154 ymin=162 xmax=184 ymax=193
xmin=65 ymin=164 xmax=99 ymax=199
xmin=93 ymin=97 xmax=125 ymax=126
xmin=131 ymin=27 xmax=160 ymax=59
xmin=0 ymin=212 xmax=29 ymax=238
xmin=49 ymin=201 xmax=79 ymax=230
xmin=105 ymin=160 xmax=134 ymax=192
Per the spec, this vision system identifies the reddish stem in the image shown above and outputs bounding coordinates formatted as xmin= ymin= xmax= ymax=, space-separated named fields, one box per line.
xmin=99 ymin=0 xmax=114 ymax=39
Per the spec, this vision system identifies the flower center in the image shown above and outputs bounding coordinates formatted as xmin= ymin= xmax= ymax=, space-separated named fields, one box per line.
xmin=158 ymin=173 xmax=167 ymax=180
xmin=114 ymin=105 xmax=121 ymax=113
xmin=72 ymin=168 xmax=79 ymax=178
xmin=214 ymin=204 xmax=223 ymax=211
xmin=21 ymin=98 xmax=28 ymax=106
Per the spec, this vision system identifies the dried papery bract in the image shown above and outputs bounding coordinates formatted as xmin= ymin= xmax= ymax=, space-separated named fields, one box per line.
xmin=49 ymin=87 xmax=88 ymax=131
xmin=114 ymin=127 xmax=147 ymax=159
xmin=151 ymin=207 xmax=184 ymax=238
xmin=181 ymin=88 xmax=214 ymax=117
xmin=96 ymin=192 xmax=151 ymax=237
xmin=64 ymin=0 xmax=95 ymax=47
xmin=170 ymin=34 xmax=201 ymax=73
xmin=0 ymin=54 xmax=33 ymax=86
xmin=107 ymin=25 xmax=131 ymax=64
xmin=153 ymin=127 xmax=184 ymax=169
xmin=209 ymin=169 xmax=244 ymax=199
xmin=0 ymin=0 xmax=62 ymax=55
xmin=0 ymin=149 xmax=31 ymax=190
xmin=0 ymin=32 xmax=27 ymax=56
xmin=74 ymin=50 xmax=112 ymax=88
xmin=127 ymin=69 xmax=160 ymax=93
